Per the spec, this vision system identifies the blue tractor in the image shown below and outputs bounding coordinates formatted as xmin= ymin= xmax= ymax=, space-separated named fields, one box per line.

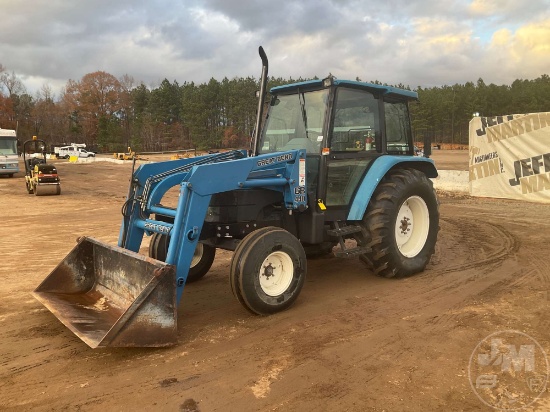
xmin=33 ymin=47 xmax=439 ymax=348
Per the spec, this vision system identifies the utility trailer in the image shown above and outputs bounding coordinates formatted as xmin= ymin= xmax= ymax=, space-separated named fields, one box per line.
xmin=33 ymin=47 xmax=439 ymax=348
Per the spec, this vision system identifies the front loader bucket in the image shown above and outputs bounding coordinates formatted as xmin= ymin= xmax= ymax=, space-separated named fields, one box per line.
xmin=32 ymin=236 xmax=177 ymax=348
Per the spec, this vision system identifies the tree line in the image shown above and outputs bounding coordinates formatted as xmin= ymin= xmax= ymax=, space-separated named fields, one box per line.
xmin=1 ymin=63 xmax=549 ymax=152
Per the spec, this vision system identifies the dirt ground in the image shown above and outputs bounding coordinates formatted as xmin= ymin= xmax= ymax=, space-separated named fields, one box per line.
xmin=1 ymin=150 xmax=549 ymax=411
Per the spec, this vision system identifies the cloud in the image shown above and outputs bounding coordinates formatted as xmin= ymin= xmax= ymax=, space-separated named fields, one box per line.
xmin=486 ymin=19 xmax=550 ymax=80
xmin=509 ymin=20 xmax=550 ymax=56
xmin=0 ymin=0 xmax=548 ymax=97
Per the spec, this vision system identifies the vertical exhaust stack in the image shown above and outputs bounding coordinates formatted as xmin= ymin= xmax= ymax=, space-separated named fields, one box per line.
xmin=252 ymin=46 xmax=269 ymax=156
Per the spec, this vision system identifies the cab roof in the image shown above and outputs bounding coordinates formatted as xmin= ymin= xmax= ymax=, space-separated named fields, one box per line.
xmin=270 ymin=79 xmax=418 ymax=100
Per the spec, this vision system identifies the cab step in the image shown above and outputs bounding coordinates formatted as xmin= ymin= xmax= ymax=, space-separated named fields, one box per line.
xmin=328 ymin=221 xmax=371 ymax=259
xmin=334 ymin=246 xmax=371 ymax=258
xmin=327 ymin=224 xmax=363 ymax=237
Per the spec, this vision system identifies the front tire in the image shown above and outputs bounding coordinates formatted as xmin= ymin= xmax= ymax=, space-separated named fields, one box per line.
xmin=230 ymin=227 xmax=306 ymax=315
xmin=361 ymin=168 xmax=439 ymax=278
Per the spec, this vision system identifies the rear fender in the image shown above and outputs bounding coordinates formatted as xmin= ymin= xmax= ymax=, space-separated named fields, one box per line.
xmin=347 ymin=156 xmax=438 ymax=221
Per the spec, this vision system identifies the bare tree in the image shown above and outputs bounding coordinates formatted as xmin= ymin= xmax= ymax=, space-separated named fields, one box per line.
xmin=0 ymin=64 xmax=6 ymax=96
xmin=0 ymin=70 xmax=26 ymax=96
xmin=119 ymin=74 xmax=135 ymax=149
xmin=36 ymin=84 xmax=54 ymax=101
xmin=32 ymin=83 xmax=66 ymax=143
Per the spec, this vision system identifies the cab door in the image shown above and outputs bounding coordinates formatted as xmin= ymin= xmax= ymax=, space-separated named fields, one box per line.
xmin=322 ymin=87 xmax=383 ymax=214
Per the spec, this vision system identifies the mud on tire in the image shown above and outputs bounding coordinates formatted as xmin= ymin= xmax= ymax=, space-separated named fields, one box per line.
xmin=361 ymin=168 xmax=439 ymax=278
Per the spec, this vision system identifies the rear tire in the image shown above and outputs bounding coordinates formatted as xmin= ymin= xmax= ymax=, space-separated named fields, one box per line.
xmin=148 ymin=233 xmax=215 ymax=282
xmin=230 ymin=227 xmax=306 ymax=315
xmin=361 ymin=168 xmax=439 ymax=278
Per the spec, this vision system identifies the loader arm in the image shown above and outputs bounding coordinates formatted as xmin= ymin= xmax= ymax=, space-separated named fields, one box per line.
xmin=119 ymin=149 xmax=308 ymax=303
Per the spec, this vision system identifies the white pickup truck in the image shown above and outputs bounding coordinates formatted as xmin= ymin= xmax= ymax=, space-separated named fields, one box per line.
xmin=58 ymin=146 xmax=95 ymax=159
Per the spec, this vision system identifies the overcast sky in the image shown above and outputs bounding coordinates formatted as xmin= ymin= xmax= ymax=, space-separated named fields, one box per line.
xmin=1 ymin=0 xmax=549 ymax=97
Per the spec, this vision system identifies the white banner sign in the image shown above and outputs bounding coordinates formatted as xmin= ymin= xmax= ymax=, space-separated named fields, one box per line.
xmin=469 ymin=112 xmax=550 ymax=203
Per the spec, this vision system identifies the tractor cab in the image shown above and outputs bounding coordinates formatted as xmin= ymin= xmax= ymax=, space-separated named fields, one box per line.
xmin=257 ymin=78 xmax=419 ymax=218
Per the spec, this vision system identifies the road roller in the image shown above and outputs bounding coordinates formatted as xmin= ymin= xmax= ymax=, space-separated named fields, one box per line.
xmin=23 ymin=136 xmax=61 ymax=196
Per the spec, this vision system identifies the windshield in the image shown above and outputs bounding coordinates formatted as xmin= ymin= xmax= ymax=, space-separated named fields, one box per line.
xmin=0 ymin=137 xmax=17 ymax=155
xmin=259 ymin=89 xmax=328 ymax=154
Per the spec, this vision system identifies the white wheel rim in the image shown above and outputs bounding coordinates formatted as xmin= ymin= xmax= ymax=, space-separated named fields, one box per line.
xmin=395 ymin=195 xmax=430 ymax=258
xmin=191 ymin=243 xmax=203 ymax=268
xmin=259 ymin=251 xmax=294 ymax=296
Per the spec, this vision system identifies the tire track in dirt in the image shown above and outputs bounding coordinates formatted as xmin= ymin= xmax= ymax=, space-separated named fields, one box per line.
xmin=430 ymin=216 xmax=519 ymax=275
xmin=182 ymin=215 xmax=521 ymax=363
xmin=511 ymin=250 xmax=550 ymax=287
xmin=223 ymin=218 xmax=520 ymax=410
xmin=171 ymin=218 xmax=516 ymax=408
xmin=219 ymin=214 xmax=525 ymax=409
xmin=397 ymin=216 xmax=521 ymax=325
xmin=415 ymin=216 xmax=522 ymax=331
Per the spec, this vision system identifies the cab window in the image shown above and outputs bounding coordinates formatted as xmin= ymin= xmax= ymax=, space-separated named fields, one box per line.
xmin=330 ymin=88 xmax=380 ymax=152
xmin=385 ymin=101 xmax=412 ymax=154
